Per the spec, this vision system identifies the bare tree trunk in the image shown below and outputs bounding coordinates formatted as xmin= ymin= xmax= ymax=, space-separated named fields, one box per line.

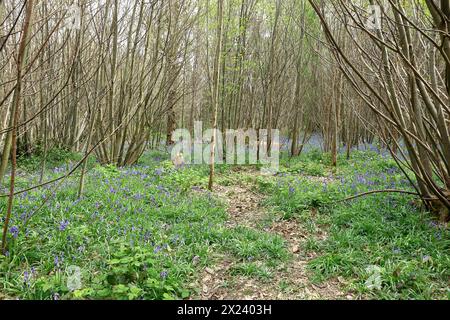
xmin=208 ymin=0 xmax=224 ymax=191
xmin=266 ymin=0 xmax=281 ymax=156
xmin=2 ymin=0 xmax=34 ymax=253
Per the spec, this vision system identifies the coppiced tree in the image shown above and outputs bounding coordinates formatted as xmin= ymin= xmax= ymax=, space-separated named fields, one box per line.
xmin=309 ymin=0 xmax=450 ymax=220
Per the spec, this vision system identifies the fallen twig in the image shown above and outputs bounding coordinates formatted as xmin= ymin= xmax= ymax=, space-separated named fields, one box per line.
xmin=338 ymin=189 xmax=420 ymax=202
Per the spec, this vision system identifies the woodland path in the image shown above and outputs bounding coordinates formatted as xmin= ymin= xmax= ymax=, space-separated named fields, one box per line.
xmin=193 ymin=169 xmax=352 ymax=300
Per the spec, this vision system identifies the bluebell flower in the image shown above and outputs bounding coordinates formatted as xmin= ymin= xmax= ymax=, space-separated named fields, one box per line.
xmin=428 ymin=221 xmax=438 ymax=229
xmin=10 ymin=226 xmax=19 ymax=239
xmin=59 ymin=220 xmax=69 ymax=231
xmin=23 ymin=270 xmax=30 ymax=284
xmin=160 ymin=270 xmax=168 ymax=279
xmin=134 ymin=193 xmax=143 ymax=200
xmin=143 ymin=231 xmax=152 ymax=242
xmin=54 ymin=254 xmax=64 ymax=269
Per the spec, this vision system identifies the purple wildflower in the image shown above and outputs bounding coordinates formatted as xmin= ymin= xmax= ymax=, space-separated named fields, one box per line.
xmin=10 ymin=226 xmax=19 ymax=239
xmin=59 ymin=220 xmax=69 ymax=231
xmin=428 ymin=221 xmax=439 ymax=229
xmin=54 ymin=254 xmax=64 ymax=268
xmin=134 ymin=193 xmax=143 ymax=200
xmin=23 ymin=270 xmax=30 ymax=284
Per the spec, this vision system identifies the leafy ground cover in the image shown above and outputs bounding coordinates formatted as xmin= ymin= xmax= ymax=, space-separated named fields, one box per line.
xmin=0 ymin=150 xmax=286 ymax=300
xmin=0 ymin=149 xmax=448 ymax=300
xmin=262 ymin=150 xmax=449 ymax=299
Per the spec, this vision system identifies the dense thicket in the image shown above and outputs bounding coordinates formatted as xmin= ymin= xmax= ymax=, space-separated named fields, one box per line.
xmin=0 ymin=0 xmax=449 ymax=228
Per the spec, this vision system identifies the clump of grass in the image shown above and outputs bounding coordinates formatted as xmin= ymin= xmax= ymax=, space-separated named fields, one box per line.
xmin=229 ymin=262 xmax=273 ymax=281
xmin=217 ymin=226 xmax=289 ymax=262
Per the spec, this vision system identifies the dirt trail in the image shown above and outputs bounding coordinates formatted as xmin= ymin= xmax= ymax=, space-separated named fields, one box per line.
xmin=194 ymin=172 xmax=350 ymax=300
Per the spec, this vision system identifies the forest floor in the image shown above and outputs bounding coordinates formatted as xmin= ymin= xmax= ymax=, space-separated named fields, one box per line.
xmin=0 ymin=149 xmax=448 ymax=300
xmin=194 ymin=168 xmax=347 ymax=300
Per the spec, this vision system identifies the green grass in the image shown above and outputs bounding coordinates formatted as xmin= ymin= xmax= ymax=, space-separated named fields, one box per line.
xmin=0 ymin=149 xmax=289 ymax=300
xmin=229 ymin=262 xmax=273 ymax=281
xmin=216 ymin=226 xmax=288 ymax=262
xmin=0 ymin=148 xmax=448 ymax=300
xmin=261 ymin=150 xmax=450 ymax=300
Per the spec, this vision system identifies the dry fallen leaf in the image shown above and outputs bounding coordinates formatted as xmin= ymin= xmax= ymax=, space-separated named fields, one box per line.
xmin=204 ymin=274 xmax=212 ymax=282
xmin=337 ymin=276 xmax=346 ymax=284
